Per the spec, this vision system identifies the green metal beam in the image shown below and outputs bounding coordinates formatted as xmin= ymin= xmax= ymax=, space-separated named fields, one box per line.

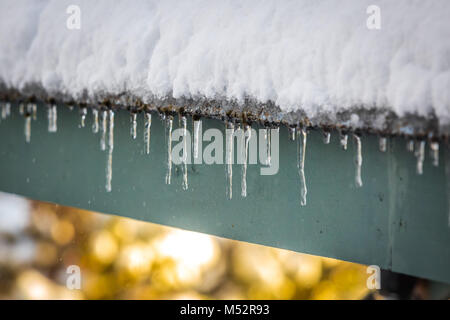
xmin=0 ymin=103 xmax=449 ymax=283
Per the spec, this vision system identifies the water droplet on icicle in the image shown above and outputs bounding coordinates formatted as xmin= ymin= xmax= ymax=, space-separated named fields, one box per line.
xmin=354 ymin=134 xmax=363 ymax=187
xmin=130 ymin=112 xmax=137 ymax=140
xmin=226 ymin=122 xmax=234 ymax=199
xmin=105 ymin=110 xmax=114 ymax=192
xmin=297 ymin=127 xmax=307 ymax=206
xmin=407 ymin=139 xmax=414 ymax=152
xmin=322 ymin=130 xmax=331 ymax=144
xmin=241 ymin=124 xmax=251 ymax=197
xmin=144 ymin=112 xmax=152 ymax=154
xmin=79 ymin=107 xmax=87 ymax=128
xmin=193 ymin=118 xmax=201 ymax=159
xmin=339 ymin=131 xmax=348 ymax=150
xmin=100 ymin=110 xmax=107 ymax=151
xmin=181 ymin=115 xmax=189 ymax=191
xmin=430 ymin=141 xmax=439 ymax=167
xmin=92 ymin=109 xmax=99 ymax=133
xmin=379 ymin=136 xmax=387 ymax=152
xmin=165 ymin=116 xmax=173 ymax=185
xmin=47 ymin=105 xmax=57 ymax=132
xmin=415 ymin=140 xmax=425 ymax=175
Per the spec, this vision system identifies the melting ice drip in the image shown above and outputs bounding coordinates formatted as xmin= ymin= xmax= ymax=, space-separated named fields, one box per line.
xmin=354 ymin=134 xmax=363 ymax=187
xmin=165 ymin=116 xmax=173 ymax=185
xmin=226 ymin=122 xmax=234 ymax=200
xmin=144 ymin=112 xmax=152 ymax=154
xmin=100 ymin=110 xmax=107 ymax=151
xmin=130 ymin=112 xmax=137 ymax=139
xmin=181 ymin=116 xmax=189 ymax=190
xmin=92 ymin=109 xmax=99 ymax=133
xmin=105 ymin=110 xmax=114 ymax=192
xmin=297 ymin=127 xmax=307 ymax=206
xmin=193 ymin=119 xmax=201 ymax=159
xmin=241 ymin=124 xmax=252 ymax=197
xmin=79 ymin=107 xmax=87 ymax=128
xmin=47 ymin=105 xmax=57 ymax=132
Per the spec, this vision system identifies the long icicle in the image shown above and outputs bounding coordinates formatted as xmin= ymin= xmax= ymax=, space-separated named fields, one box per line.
xmin=24 ymin=115 xmax=31 ymax=143
xmin=144 ymin=112 xmax=152 ymax=154
xmin=181 ymin=116 xmax=188 ymax=190
xmin=130 ymin=112 xmax=137 ymax=139
xmin=165 ymin=115 xmax=173 ymax=185
xmin=105 ymin=110 xmax=114 ymax=192
xmin=354 ymin=134 xmax=363 ymax=187
xmin=226 ymin=122 xmax=234 ymax=199
xmin=241 ymin=124 xmax=251 ymax=197
xmin=415 ymin=140 xmax=425 ymax=175
xmin=297 ymin=127 xmax=308 ymax=206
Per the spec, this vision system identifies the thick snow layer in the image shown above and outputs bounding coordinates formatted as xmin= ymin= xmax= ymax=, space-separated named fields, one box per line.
xmin=0 ymin=0 xmax=449 ymax=124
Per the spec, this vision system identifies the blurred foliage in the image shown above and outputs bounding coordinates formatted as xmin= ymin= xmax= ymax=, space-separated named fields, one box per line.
xmin=0 ymin=200 xmax=370 ymax=299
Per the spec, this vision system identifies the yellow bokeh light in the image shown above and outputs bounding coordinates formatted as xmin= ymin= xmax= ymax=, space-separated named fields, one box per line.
xmin=91 ymin=230 xmax=118 ymax=265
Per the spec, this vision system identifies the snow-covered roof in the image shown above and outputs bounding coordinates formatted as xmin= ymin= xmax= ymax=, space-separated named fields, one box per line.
xmin=0 ymin=0 xmax=449 ymax=136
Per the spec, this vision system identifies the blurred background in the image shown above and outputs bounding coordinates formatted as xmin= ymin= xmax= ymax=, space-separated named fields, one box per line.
xmin=0 ymin=191 xmax=384 ymax=299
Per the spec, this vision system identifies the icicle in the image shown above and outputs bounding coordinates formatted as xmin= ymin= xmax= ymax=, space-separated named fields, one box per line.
xmin=19 ymin=103 xmax=24 ymax=115
xmin=32 ymin=104 xmax=37 ymax=120
xmin=415 ymin=140 xmax=425 ymax=175
xmin=379 ymin=136 xmax=387 ymax=152
xmin=144 ymin=112 xmax=152 ymax=154
xmin=339 ymin=131 xmax=348 ymax=150
xmin=79 ymin=107 xmax=87 ymax=128
xmin=226 ymin=122 xmax=234 ymax=199
xmin=130 ymin=112 xmax=137 ymax=139
xmin=48 ymin=105 xmax=57 ymax=132
xmin=1 ymin=103 xmax=6 ymax=119
xmin=266 ymin=127 xmax=271 ymax=165
xmin=297 ymin=128 xmax=307 ymax=206
xmin=193 ymin=119 xmax=201 ymax=159
xmin=322 ymin=130 xmax=331 ymax=144
xmin=5 ymin=102 xmax=11 ymax=118
xmin=181 ymin=116 xmax=189 ymax=190
xmin=105 ymin=110 xmax=114 ymax=192
xmin=241 ymin=124 xmax=251 ymax=197
xmin=430 ymin=141 xmax=439 ymax=167
xmin=407 ymin=139 xmax=414 ymax=152
xmin=92 ymin=109 xmax=99 ymax=133
xmin=289 ymin=127 xmax=296 ymax=141
xmin=354 ymin=134 xmax=363 ymax=187
xmin=100 ymin=110 xmax=107 ymax=151
xmin=24 ymin=115 xmax=31 ymax=143
xmin=165 ymin=116 xmax=173 ymax=185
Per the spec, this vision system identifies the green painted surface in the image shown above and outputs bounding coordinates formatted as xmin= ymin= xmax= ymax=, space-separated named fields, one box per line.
xmin=0 ymin=103 xmax=449 ymax=283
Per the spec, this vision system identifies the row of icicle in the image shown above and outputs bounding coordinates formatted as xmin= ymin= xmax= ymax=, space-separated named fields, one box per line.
xmin=0 ymin=102 xmax=442 ymax=206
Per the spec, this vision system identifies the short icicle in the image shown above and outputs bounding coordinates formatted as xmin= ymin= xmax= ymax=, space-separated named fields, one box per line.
xmin=24 ymin=114 xmax=31 ymax=143
xmin=415 ymin=140 xmax=425 ymax=175
xmin=79 ymin=107 xmax=87 ymax=128
xmin=105 ymin=110 xmax=114 ymax=192
xmin=339 ymin=131 xmax=348 ymax=150
xmin=226 ymin=122 xmax=234 ymax=199
xmin=193 ymin=118 xmax=201 ymax=159
xmin=379 ymin=136 xmax=387 ymax=152
xmin=430 ymin=141 xmax=439 ymax=167
xmin=92 ymin=109 xmax=99 ymax=133
xmin=241 ymin=124 xmax=251 ymax=197
xmin=297 ymin=127 xmax=307 ymax=206
xmin=130 ymin=112 xmax=137 ymax=139
xmin=100 ymin=110 xmax=107 ymax=151
xmin=354 ymin=134 xmax=363 ymax=187
xmin=181 ymin=116 xmax=189 ymax=191
xmin=407 ymin=139 xmax=414 ymax=152
xmin=289 ymin=126 xmax=296 ymax=141
xmin=323 ymin=130 xmax=331 ymax=144
xmin=144 ymin=112 xmax=152 ymax=154
xmin=165 ymin=116 xmax=173 ymax=185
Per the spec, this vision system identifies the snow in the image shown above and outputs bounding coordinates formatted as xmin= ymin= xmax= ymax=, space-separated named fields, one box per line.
xmin=0 ymin=192 xmax=30 ymax=234
xmin=0 ymin=0 xmax=449 ymax=124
